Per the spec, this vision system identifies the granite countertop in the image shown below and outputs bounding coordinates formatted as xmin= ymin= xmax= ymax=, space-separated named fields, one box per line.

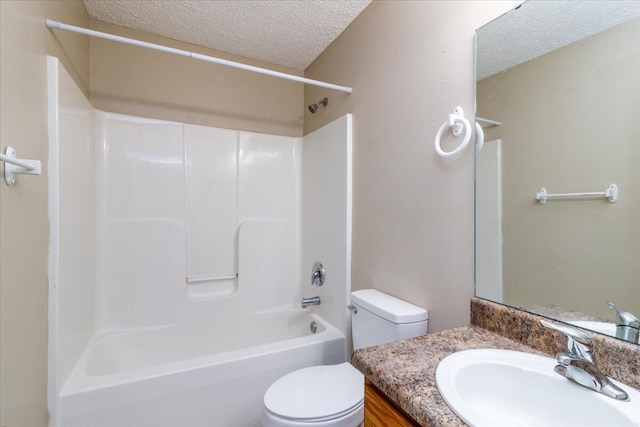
xmin=528 ymin=305 xmax=612 ymax=323
xmin=351 ymin=325 xmax=548 ymax=427
xmin=352 ymin=298 xmax=640 ymax=427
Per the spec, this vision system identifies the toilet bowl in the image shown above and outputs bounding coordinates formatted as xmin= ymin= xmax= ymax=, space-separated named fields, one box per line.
xmin=262 ymin=289 xmax=428 ymax=427
xmin=262 ymin=363 xmax=364 ymax=427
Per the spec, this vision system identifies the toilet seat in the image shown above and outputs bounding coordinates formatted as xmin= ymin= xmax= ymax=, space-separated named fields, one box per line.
xmin=263 ymin=401 xmax=364 ymax=425
xmin=263 ymin=362 xmax=364 ymax=425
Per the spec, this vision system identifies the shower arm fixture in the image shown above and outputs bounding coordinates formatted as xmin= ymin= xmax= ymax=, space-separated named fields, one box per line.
xmin=308 ymin=97 xmax=328 ymax=114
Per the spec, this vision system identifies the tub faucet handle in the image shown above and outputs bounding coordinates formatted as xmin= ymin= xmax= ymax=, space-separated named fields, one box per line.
xmin=311 ymin=262 xmax=325 ymax=286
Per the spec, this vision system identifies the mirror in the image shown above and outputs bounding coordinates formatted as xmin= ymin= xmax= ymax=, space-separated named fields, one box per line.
xmin=475 ymin=0 xmax=640 ymax=344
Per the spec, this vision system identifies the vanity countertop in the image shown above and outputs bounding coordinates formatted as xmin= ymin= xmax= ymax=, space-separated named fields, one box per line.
xmin=352 ymin=325 xmax=547 ymax=427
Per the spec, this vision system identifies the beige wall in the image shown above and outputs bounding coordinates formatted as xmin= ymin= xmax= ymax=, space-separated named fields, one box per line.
xmin=2 ymin=6 xmax=303 ymax=425
xmin=0 ymin=2 xmax=89 ymax=426
xmin=0 ymin=1 xmax=522 ymax=424
xmin=304 ymin=1 xmax=520 ymax=333
xmin=89 ymin=20 xmax=304 ymax=137
xmin=478 ymin=18 xmax=640 ymax=318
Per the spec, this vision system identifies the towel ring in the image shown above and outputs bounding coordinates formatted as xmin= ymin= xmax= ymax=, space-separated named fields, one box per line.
xmin=434 ymin=106 xmax=472 ymax=158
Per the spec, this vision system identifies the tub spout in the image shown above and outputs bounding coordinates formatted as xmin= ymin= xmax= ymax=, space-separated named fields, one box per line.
xmin=301 ymin=296 xmax=321 ymax=308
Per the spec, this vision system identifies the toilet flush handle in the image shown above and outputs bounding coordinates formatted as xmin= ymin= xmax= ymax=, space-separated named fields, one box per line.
xmin=347 ymin=304 xmax=357 ymax=314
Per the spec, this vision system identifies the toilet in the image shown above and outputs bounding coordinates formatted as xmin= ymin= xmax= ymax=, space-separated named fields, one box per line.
xmin=262 ymin=289 xmax=428 ymax=427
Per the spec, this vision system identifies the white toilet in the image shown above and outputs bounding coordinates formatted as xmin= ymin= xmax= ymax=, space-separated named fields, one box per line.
xmin=262 ymin=289 xmax=428 ymax=427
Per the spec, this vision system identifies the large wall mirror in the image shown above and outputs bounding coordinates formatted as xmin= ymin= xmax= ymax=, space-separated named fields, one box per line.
xmin=475 ymin=0 xmax=640 ymax=344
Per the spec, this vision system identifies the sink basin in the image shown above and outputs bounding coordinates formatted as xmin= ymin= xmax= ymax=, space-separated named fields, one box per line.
xmin=436 ymin=349 xmax=640 ymax=427
xmin=566 ymin=320 xmax=617 ymax=337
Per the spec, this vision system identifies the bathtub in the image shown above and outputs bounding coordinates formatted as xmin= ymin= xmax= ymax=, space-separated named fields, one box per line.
xmin=59 ymin=310 xmax=346 ymax=427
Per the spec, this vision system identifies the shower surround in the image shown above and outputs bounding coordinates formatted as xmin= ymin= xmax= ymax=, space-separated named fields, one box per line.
xmin=47 ymin=57 xmax=352 ymax=426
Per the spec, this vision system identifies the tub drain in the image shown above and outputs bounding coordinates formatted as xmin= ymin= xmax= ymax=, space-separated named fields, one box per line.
xmin=310 ymin=321 xmax=318 ymax=334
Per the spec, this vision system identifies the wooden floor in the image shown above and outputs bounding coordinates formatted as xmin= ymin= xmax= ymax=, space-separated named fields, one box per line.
xmin=364 ymin=379 xmax=420 ymax=427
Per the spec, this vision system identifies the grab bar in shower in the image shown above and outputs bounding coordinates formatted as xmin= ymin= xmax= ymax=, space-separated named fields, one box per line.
xmin=536 ymin=184 xmax=618 ymax=205
xmin=186 ymin=273 xmax=238 ymax=284
xmin=1 ymin=146 xmax=42 ymax=186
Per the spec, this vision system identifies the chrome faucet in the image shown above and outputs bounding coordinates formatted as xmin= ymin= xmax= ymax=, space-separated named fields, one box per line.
xmin=541 ymin=319 xmax=629 ymax=401
xmin=301 ymin=296 xmax=321 ymax=308
xmin=311 ymin=262 xmax=325 ymax=286
xmin=608 ymin=302 xmax=640 ymax=344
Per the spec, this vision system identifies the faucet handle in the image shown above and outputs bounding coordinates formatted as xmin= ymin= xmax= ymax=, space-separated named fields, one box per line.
xmin=311 ymin=262 xmax=325 ymax=286
xmin=540 ymin=319 xmax=594 ymax=362
xmin=608 ymin=301 xmax=640 ymax=328
xmin=608 ymin=301 xmax=640 ymax=343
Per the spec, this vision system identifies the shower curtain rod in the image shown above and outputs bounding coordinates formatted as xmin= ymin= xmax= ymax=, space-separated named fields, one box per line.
xmin=476 ymin=117 xmax=501 ymax=127
xmin=45 ymin=19 xmax=353 ymax=94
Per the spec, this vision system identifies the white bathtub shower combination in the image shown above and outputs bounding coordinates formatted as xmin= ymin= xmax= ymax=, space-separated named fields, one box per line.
xmin=61 ymin=312 xmax=346 ymax=427
xmin=47 ymin=57 xmax=353 ymax=426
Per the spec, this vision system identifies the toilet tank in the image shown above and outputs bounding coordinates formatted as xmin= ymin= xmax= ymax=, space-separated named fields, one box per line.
xmin=351 ymin=289 xmax=428 ymax=351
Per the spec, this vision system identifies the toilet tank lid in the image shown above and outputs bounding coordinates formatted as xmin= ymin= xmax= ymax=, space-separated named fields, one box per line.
xmin=351 ymin=289 xmax=428 ymax=324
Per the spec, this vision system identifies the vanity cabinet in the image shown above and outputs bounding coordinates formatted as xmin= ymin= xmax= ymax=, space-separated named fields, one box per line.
xmin=364 ymin=379 xmax=420 ymax=427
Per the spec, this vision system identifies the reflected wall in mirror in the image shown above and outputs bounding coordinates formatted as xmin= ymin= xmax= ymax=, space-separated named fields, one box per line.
xmin=475 ymin=0 xmax=640 ymax=344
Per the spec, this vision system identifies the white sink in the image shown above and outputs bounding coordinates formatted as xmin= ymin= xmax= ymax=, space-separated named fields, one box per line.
xmin=436 ymin=349 xmax=640 ymax=427
xmin=567 ymin=320 xmax=617 ymax=337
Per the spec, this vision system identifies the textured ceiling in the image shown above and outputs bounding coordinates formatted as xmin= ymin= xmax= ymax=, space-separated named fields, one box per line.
xmin=477 ymin=0 xmax=640 ymax=80
xmin=83 ymin=0 xmax=372 ymax=70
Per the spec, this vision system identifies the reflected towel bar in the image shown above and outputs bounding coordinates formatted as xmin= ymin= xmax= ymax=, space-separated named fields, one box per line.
xmin=186 ymin=274 xmax=238 ymax=284
xmin=536 ymin=184 xmax=618 ymax=204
